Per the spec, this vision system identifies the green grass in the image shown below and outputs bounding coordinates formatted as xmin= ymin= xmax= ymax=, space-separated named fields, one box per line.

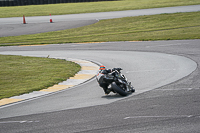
xmin=1 ymin=11 xmax=200 ymax=46
xmin=0 ymin=0 xmax=200 ymax=18
xmin=0 ymin=55 xmax=81 ymax=99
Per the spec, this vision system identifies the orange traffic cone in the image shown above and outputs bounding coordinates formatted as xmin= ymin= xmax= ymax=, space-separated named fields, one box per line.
xmin=23 ymin=15 xmax=26 ymax=24
xmin=50 ymin=14 xmax=53 ymax=23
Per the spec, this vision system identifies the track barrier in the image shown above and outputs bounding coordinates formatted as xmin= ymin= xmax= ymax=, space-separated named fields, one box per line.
xmin=0 ymin=0 xmax=114 ymax=7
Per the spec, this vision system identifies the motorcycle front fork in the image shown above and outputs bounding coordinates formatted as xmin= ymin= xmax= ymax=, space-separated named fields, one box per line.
xmin=126 ymin=82 xmax=134 ymax=92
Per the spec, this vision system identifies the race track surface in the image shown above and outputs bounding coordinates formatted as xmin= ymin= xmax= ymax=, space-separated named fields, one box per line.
xmin=0 ymin=5 xmax=200 ymax=37
xmin=0 ymin=48 xmax=196 ymax=118
xmin=1 ymin=40 xmax=200 ymax=133
xmin=0 ymin=5 xmax=200 ymax=133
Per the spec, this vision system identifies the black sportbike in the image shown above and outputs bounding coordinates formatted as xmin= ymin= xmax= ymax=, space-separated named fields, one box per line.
xmin=105 ymin=68 xmax=135 ymax=96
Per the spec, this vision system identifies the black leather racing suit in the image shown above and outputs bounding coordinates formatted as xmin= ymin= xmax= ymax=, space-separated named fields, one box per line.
xmin=96 ymin=68 xmax=121 ymax=94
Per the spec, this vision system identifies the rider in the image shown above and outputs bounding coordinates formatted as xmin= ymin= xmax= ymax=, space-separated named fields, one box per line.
xmin=96 ymin=65 xmax=122 ymax=95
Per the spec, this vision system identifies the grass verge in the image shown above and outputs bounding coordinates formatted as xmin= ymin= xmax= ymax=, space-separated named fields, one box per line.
xmin=1 ymin=11 xmax=200 ymax=46
xmin=0 ymin=0 xmax=200 ymax=18
xmin=0 ymin=55 xmax=81 ymax=99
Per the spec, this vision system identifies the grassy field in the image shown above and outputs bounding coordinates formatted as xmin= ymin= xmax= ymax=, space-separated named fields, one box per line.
xmin=1 ymin=11 xmax=200 ymax=46
xmin=0 ymin=55 xmax=81 ymax=99
xmin=0 ymin=0 xmax=200 ymax=18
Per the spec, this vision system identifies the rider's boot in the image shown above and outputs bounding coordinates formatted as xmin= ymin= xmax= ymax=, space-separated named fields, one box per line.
xmin=105 ymin=88 xmax=111 ymax=95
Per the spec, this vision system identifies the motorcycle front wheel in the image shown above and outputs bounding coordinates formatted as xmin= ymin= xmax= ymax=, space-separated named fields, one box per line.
xmin=111 ymin=82 xmax=128 ymax=96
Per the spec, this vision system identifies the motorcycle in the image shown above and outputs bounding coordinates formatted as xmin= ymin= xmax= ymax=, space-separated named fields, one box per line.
xmin=104 ymin=68 xmax=135 ymax=96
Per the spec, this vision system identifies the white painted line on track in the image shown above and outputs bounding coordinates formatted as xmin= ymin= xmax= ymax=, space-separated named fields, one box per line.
xmin=0 ymin=120 xmax=39 ymax=124
xmin=146 ymin=43 xmax=183 ymax=48
xmin=126 ymin=69 xmax=176 ymax=73
xmin=124 ymin=115 xmax=194 ymax=119
xmin=155 ymin=88 xmax=200 ymax=91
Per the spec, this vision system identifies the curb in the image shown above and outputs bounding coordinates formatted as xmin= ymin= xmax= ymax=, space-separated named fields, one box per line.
xmin=0 ymin=58 xmax=99 ymax=107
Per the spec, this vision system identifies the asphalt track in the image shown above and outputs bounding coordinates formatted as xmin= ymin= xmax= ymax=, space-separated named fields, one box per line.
xmin=0 ymin=5 xmax=200 ymax=133
xmin=0 ymin=5 xmax=200 ymax=37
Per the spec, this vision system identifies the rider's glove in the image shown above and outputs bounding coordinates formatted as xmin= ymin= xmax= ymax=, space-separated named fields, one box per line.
xmin=118 ymin=68 xmax=122 ymax=71
xmin=116 ymin=68 xmax=122 ymax=71
xmin=112 ymin=68 xmax=122 ymax=72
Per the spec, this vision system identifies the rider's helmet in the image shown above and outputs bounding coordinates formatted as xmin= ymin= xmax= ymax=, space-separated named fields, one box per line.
xmin=99 ymin=65 xmax=106 ymax=70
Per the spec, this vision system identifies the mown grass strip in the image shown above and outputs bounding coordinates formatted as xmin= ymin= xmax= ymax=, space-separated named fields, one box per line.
xmin=0 ymin=55 xmax=81 ymax=99
xmin=0 ymin=11 xmax=200 ymax=46
xmin=0 ymin=0 xmax=200 ymax=18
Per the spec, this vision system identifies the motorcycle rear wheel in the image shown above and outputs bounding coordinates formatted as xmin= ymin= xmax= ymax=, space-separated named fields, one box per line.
xmin=111 ymin=82 xmax=128 ymax=96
